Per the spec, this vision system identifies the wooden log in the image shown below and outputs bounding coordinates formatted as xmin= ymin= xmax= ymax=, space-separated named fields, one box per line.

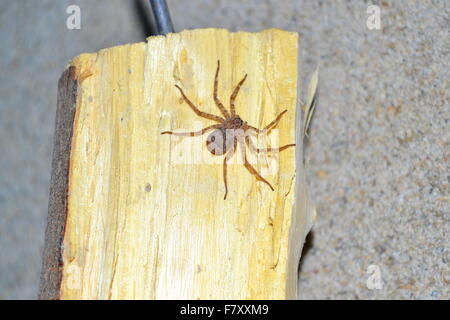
xmin=39 ymin=28 xmax=316 ymax=300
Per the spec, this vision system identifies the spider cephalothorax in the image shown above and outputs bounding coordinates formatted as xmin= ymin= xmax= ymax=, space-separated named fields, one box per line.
xmin=162 ymin=60 xmax=295 ymax=199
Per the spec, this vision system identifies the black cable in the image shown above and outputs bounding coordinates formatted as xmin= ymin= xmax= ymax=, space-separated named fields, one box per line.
xmin=149 ymin=0 xmax=174 ymax=35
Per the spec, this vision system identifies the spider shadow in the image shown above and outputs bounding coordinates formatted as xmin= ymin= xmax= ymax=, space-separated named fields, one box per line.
xmin=297 ymin=230 xmax=315 ymax=279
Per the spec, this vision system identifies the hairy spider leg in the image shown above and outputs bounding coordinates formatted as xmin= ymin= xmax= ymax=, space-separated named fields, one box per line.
xmin=222 ymin=138 xmax=238 ymax=200
xmin=245 ymin=135 xmax=296 ymax=153
xmin=239 ymin=140 xmax=274 ymax=191
xmin=161 ymin=124 xmax=222 ymax=136
xmin=247 ymin=109 xmax=288 ymax=135
xmin=229 ymin=74 xmax=247 ymax=117
xmin=214 ymin=60 xmax=231 ymax=119
xmin=175 ymin=85 xmax=224 ymax=123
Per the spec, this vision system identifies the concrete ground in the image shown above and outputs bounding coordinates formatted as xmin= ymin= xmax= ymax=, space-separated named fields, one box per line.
xmin=0 ymin=0 xmax=448 ymax=299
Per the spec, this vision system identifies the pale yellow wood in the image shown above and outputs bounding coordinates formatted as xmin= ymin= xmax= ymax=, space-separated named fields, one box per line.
xmin=60 ymin=28 xmax=313 ymax=300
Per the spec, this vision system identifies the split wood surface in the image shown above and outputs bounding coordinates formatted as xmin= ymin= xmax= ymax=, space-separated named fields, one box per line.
xmin=39 ymin=29 xmax=315 ymax=300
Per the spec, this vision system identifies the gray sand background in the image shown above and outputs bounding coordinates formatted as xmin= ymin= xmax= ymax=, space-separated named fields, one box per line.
xmin=0 ymin=0 xmax=448 ymax=299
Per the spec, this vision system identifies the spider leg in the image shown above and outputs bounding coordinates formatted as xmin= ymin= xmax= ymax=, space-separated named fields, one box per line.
xmin=245 ymin=135 xmax=295 ymax=153
xmin=213 ymin=60 xmax=231 ymax=119
xmin=239 ymin=140 xmax=274 ymax=191
xmin=247 ymin=110 xmax=288 ymax=135
xmin=161 ymin=124 xmax=221 ymax=136
xmin=229 ymin=74 xmax=247 ymax=117
xmin=222 ymin=138 xmax=237 ymax=200
xmin=175 ymin=85 xmax=224 ymax=123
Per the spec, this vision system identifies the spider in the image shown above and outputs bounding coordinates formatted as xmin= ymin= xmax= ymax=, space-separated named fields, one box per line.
xmin=162 ymin=60 xmax=295 ymax=199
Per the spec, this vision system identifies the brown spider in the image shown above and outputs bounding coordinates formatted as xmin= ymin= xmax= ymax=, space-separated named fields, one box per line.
xmin=162 ymin=60 xmax=295 ymax=199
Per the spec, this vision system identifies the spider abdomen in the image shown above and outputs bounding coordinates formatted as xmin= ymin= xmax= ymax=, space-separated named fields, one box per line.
xmin=206 ymin=128 xmax=234 ymax=155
